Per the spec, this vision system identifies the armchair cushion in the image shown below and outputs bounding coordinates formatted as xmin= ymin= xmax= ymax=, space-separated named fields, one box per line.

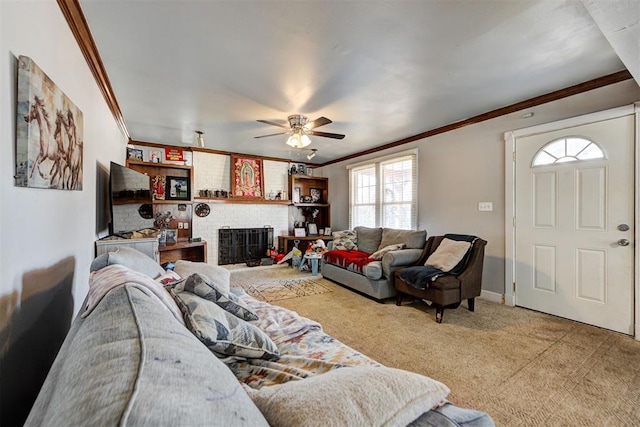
xmin=425 ymin=239 xmax=471 ymax=272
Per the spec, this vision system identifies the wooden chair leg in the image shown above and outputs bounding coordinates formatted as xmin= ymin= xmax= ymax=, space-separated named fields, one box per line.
xmin=468 ymin=298 xmax=475 ymax=312
xmin=435 ymin=305 xmax=444 ymax=323
xmin=395 ymin=292 xmax=404 ymax=306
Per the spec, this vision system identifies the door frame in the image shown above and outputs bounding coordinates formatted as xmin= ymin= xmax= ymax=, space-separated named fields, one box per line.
xmin=504 ymin=103 xmax=640 ymax=340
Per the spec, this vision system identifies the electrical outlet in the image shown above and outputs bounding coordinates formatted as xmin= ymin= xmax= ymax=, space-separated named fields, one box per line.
xmin=178 ymin=222 xmax=184 ymax=229
xmin=478 ymin=202 xmax=493 ymax=212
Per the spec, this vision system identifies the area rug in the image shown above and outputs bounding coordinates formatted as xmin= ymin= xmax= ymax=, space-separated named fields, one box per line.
xmin=230 ymin=266 xmax=333 ymax=302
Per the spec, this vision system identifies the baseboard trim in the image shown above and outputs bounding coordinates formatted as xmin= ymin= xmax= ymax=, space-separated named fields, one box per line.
xmin=479 ymin=290 xmax=503 ymax=304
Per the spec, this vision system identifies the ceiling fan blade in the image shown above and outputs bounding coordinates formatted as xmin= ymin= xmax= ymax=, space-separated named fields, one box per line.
xmin=309 ymin=130 xmax=345 ymax=139
xmin=257 ymin=119 xmax=289 ymax=129
xmin=306 ymin=116 xmax=332 ymax=129
xmin=254 ymin=132 xmax=288 ymax=139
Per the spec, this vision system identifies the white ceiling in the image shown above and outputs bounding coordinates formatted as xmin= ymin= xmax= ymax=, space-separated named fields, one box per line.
xmin=79 ymin=0 xmax=637 ymax=164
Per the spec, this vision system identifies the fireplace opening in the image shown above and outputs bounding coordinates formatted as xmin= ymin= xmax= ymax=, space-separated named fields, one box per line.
xmin=218 ymin=227 xmax=274 ymax=265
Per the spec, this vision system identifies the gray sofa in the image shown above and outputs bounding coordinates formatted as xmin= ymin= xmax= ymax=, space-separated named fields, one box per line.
xmin=322 ymin=226 xmax=427 ymax=300
xmin=26 ymin=247 xmax=494 ymax=426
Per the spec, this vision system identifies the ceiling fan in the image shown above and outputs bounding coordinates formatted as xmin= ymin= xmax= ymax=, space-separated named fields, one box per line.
xmin=254 ymin=114 xmax=345 ymax=148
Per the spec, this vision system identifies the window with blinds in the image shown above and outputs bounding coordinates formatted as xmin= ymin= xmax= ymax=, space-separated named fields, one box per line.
xmin=348 ymin=150 xmax=417 ymax=230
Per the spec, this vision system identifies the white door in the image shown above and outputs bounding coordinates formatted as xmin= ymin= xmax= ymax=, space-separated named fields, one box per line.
xmin=515 ymin=115 xmax=635 ymax=335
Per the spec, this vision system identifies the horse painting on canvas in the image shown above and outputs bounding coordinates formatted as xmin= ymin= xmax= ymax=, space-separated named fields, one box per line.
xmin=15 ymin=56 xmax=83 ymax=190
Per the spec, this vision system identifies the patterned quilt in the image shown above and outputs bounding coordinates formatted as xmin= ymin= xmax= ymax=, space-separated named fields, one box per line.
xmin=228 ymin=290 xmax=379 ymax=389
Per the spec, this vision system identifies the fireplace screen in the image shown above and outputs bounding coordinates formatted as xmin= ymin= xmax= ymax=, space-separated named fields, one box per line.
xmin=218 ymin=227 xmax=273 ymax=265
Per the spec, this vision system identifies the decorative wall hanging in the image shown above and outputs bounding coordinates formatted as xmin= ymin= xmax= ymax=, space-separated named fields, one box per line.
xmin=195 ymin=203 xmax=211 ymax=217
xmin=15 ymin=56 xmax=84 ymax=190
xmin=231 ymin=155 xmax=264 ymax=198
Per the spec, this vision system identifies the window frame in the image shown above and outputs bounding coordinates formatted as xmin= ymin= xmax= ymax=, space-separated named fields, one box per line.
xmin=348 ymin=149 xmax=418 ymax=230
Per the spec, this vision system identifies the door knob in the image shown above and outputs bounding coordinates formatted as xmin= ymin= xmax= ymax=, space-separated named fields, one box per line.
xmin=618 ymin=239 xmax=630 ymax=246
xmin=618 ymin=224 xmax=630 ymax=232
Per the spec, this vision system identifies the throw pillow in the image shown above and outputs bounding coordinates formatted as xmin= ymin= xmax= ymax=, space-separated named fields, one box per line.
xmin=332 ymin=230 xmax=358 ymax=251
xmin=425 ymin=238 xmax=471 ymax=272
xmin=90 ymin=246 xmax=165 ymax=279
xmin=173 ymin=291 xmax=279 ymax=360
xmin=180 ymin=273 xmax=258 ymax=321
xmin=368 ymin=243 xmax=406 ymax=260
xmin=173 ymin=260 xmax=231 ymax=294
xmin=244 ymin=366 xmax=450 ymax=427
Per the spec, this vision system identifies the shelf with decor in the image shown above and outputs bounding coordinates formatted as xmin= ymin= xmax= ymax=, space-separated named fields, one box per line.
xmin=125 ymin=159 xmax=194 ymax=243
xmin=288 ymin=174 xmax=330 ymax=235
xmin=193 ymin=197 xmax=291 ymax=205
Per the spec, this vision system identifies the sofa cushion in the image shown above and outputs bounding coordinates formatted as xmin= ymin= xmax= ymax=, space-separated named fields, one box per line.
xmin=25 ymin=286 xmax=268 ymax=426
xmin=369 ymin=243 xmax=406 ymax=260
xmin=174 ymin=291 xmax=279 ymax=360
xmin=354 ymin=226 xmax=382 ymax=254
xmin=332 ymin=230 xmax=358 ymax=251
xmin=180 ymin=273 xmax=258 ymax=321
xmin=173 ymin=260 xmax=231 ymax=294
xmin=425 ymin=238 xmax=471 ymax=272
xmin=380 ymin=229 xmax=427 ymax=250
xmin=90 ymin=245 xmax=165 ymax=278
xmin=244 ymin=366 xmax=449 ymax=427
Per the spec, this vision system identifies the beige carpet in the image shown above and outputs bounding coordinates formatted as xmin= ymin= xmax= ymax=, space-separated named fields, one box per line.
xmin=229 ymin=265 xmax=640 ymax=426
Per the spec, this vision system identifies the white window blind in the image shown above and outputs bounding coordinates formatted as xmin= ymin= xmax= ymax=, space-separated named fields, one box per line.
xmin=348 ymin=151 xmax=417 ymax=230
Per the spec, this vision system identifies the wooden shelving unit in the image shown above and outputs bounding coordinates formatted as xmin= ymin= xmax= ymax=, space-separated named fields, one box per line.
xmin=289 ymin=174 xmax=330 ymax=234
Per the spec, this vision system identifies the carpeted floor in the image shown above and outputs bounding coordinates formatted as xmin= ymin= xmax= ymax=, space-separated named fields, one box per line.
xmin=229 ymin=265 xmax=640 ymax=426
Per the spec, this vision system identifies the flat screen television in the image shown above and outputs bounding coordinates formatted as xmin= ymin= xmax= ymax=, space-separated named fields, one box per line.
xmin=109 ymin=161 xmax=153 ymax=235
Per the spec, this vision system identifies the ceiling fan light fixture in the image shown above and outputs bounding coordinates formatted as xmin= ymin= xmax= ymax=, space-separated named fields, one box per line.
xmin=286 ymin=131 xmax=312 ymax=148
xmin=307 ymin=148 xmax=317 ymax=160
xmin=195 ymin=130 xmax=205 ymax=147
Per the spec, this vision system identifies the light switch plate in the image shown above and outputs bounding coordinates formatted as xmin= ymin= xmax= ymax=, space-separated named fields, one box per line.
xmin=478 ymin=202 xmax=493 ymax=212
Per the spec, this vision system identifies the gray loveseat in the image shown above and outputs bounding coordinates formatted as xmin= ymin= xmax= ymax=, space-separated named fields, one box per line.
xmin=322 ymin=226 xmax=427 ymax=300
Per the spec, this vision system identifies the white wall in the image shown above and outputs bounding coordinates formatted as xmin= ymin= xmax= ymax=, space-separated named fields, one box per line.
xmin=323 ymin=80 xmax=640 ymax=295
xmin=1 ymin=0 xmax=126 ymax=315
xmin=192 ymin=151 xmax=291 ymax=264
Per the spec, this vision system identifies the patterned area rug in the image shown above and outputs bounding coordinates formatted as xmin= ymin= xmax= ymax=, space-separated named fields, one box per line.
xmin=229 ymin=265 xmax=333 ymax=302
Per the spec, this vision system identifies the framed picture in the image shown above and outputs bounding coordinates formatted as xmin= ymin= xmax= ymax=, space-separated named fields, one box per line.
xmin=165 ymin=228 xmax=178 ymax=244
xmin=324 ymin=227 xmax=332 ymax=236
xmin=166 ymin=176 xmax=190 ymax=200
xmin=152 ymin=175 xmax=166 ymax=200
xmin=307 ymin=223 xmax=318 ymax=236
xmin=158 ymin=229 xmax=167 ymax=244
xmin=294 ymin=227 xmax=306 ymax=237
xmin=231 ymin=155 xmax=264 ymax=198
xmin=293 ymin=187 xmax=301 ymax=203
xmin=15 ymin=56 xmax=84 ymax=190
xmin=127 ymin=147 xmax=143 ymax=160
xmin=310 ymin=188 xmax=322 ymax=203
xmin=297 ymin=164 xmax=307 ymax=175
xmin=149 ymin=150 xmax=162 ymax=163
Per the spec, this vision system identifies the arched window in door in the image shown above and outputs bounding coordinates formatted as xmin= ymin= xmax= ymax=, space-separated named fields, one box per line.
xmin=531 ymin=136 xmax=605 ymax=167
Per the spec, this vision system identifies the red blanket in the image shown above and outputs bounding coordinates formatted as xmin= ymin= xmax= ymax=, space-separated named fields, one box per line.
xmin=323 ymin=250 xmax=375 ymax=274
